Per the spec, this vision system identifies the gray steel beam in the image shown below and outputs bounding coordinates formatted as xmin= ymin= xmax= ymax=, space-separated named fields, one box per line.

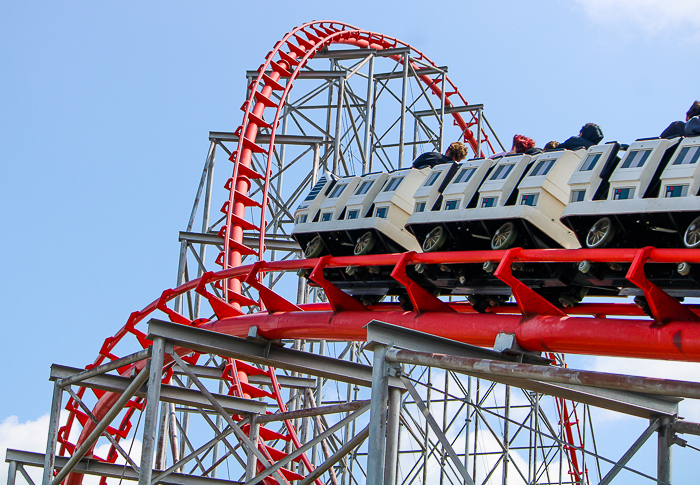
xmin=178 ymin=231 xmax=301 ymax=252
xmin=41 ymin=382 xmax=62 ymax=485
xmin=146 ymin=319 xmax=404 ymax=389
xmin=384 ymin=387 xmax=401 ymax=485
xmin=57 ymin=348 xmax=151 ymax=388
xmin=315 ymin=48 xmax=378 ymax=60
xmin=414 ymin=104 xmax=485 ymax=117
xmin=208 ymin=132 xmax=326 ymax=145
xmin=374 ymin=47 xmax=411 ymax=57
xmin=674 ymin=420 xmax=700 ymax=436
xmin=173 ymin=364 xmax=316 ymax=389
xmin=366 ymin=344 xmax=389 ymax=485
xmin=366 ymin=321 xmax=678 ymax=418
xmin=139 ymin=338 xmax=165 ymax=485
xmin=257 ymin=400 xmax=369 ymax=424
xmin=50 ymin=364 xmax=266 ymax=415
xmin=6 ymin=460 xmax=17 ymax=485
xmin=6 ymin=449 xmax=243 ymax=485
xmin=398 ymin=53 xmax=409 ymax=168
xmin=658 ymin=416 xmax=673 ymax=484
xmin=246 ymin=70 xmax=348 ymax=80
xmin=362 ymin=55 xmax=374 ymax=172
xmin=365 ymin=320 xmax=540 ymax=363
xmin=386 ymin=348 xmax=700 ymax=400
xmin=244 ymin=415 xmax=259 ymax=482
xmin=374 ymin=67 xmax=448 ymax=81
xmin=332 ymin=76 xmax=345 ymax=173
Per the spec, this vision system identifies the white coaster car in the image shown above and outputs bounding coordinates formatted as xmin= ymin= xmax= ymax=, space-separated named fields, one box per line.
xmin=407 ymin=150 xmax=582 ymax=252
xmin=561 ymin=137 xmax=686 ymax=249
xmin=292 ymin=168 xmax=430 ymax=257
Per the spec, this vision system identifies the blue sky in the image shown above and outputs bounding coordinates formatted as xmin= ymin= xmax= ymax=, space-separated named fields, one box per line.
xmin=2 ymin=0 xmax=700 ymax=482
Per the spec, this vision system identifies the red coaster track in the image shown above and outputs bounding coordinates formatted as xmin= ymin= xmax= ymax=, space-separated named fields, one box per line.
xmin=56 ymin=21 xmax=700 ymax=485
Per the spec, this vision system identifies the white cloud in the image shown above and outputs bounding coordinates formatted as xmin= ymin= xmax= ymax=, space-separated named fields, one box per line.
xmin=591 ymin=356 xmax=700 ymax=421
xmin=1 ymin=413 xmax=142 ymax=485
xmin=572 ymin=0 xmax=700 ymax=36
xmin=1 ymin=414 xmax=51 ymax=484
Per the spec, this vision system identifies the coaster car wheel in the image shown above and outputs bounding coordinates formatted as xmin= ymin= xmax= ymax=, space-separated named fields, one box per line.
xmin=354 ymin=231 xmax=377 ymax=256
xmin=491 ymin=222 xmax=518 ymax=250
xmin=586 ymin=217 xmax=616 ymax=248
xmin=684 ymin=216 xmax=700 ymax=249
xmin=422 ymin=226 xmax=447 ymax=252
xmin=304 ymin=235 xmax=324 ymax=258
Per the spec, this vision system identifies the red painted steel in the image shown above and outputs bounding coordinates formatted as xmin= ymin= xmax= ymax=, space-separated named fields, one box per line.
xmin=58 ymin=20 xmax=700 ymax=485
xmin=61 ymin=246 xmax=700 ymax=484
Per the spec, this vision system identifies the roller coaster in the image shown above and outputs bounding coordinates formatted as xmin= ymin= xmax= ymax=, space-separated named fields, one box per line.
xmin=9 ymin=20 xmax=700 ymax=485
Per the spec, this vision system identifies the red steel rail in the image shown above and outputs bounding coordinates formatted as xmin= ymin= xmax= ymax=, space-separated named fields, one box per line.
xmin=57 ymin=19 xmax=700 ymax=485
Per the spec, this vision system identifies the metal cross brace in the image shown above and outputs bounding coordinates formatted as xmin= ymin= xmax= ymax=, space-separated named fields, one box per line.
xmin=398 ymin=373 xmax=476 ymax=485
xmin=168 ymin=350 xmax=291 ymax=485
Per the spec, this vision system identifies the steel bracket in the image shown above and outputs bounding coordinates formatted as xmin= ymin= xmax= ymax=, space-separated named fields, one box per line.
xmin=156 ymin=289 xmax=193 ymax=325
xmin=626 ymin=247 xmax=700 ymax=324
xmin=309 ymin=256 xmax=367 ymax=312
xmin=245 ymin=262 xmax=302 ymax=314
xmin=195 ymin=272 xmax=244 ymax=319
xmin=390 ymin=252 xmax=455 ymax=314
xmin=494 ymin=248 xmax=566 ymax=318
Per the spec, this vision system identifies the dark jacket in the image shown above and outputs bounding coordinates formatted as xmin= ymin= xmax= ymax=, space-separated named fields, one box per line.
xmin=686 ymin=116 xmax=700 ymax=137
xmin=559 ymin=124 xmax=604 ymax=151
xmin=412 ymin=152 xmax=452 ymax=169
xmin=660 ymin=120 xmax=686 ymax=139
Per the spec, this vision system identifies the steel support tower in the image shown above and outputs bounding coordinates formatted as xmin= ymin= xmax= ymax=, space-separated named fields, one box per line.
xmin=7 ymin=21 xmax=700 ymax=485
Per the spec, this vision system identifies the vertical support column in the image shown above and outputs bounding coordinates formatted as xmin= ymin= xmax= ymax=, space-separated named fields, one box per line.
xmin=155 ymin=402 xmax=169 ymax=470
xmin=367 ymin=344 xmax=389 ymax=485
xmin=465 ymin=376 xmax=472 ymax=474
xmin=194 ymin=142 xmax=216 ymax=318
xmin=472 ymin=378 xmax=480 ymax=480
xmin=422 ymin=367 xmax=432 ymax=485
xmin=212 ymin=380 xmax=225 ymax=478
xmin=369 ymin=79 xmax=378 ymax=173
xmin=138 ymin=337 xmax=166 ymax=485
xmin=439 ymin=73 xmax=446 ymax=153
xmin=363 ymin=55 xmax=375 ymax=174
xmin=323 ymin=60 xmax=335 ymax=161
xmin=384 ymin=386 xmax=401 ymax=485
xmin=174 ymin=240 xmax=188 ymax=314
xmin=658 ymin=416 xmax=673 ymax=484
xmin=343 ymin=343 xmax=358 ymax=485
xmin=246 ymin=414 xmax=260 ymax=481
xmin=412 ymin=118 xmax=419 ymax=161
xmin=169 ymin=403 xmax=180 ymax=472
xmin=41 ymin=382 xmax=63 ymax=485
xmin=333 ymin=76 xmax=346 ymax=174
xmin=398 ymin=52 xmax=409 ymax=169
xmin=7 ymin=461 xmax=17 ymax=485
xmin=476 ymin=108 xmax=483 ymax=158
xmin=269 ymin=103 xmax=289 ymax=287
xmin=312 ymin=143 xmax=320 ymax=186
xmin=502 ymin=385 xmax=511 ymax=485
xmin=311 ymin=340 xmax=326 ymax=466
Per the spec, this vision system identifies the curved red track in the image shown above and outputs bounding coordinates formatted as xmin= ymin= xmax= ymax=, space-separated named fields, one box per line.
xmin=58 ymin=21 xmax=700 ymax=485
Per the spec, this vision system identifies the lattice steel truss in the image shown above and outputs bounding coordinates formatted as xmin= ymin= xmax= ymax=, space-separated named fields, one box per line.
xmin=7 ymin=21 xmax=700 ymax=485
